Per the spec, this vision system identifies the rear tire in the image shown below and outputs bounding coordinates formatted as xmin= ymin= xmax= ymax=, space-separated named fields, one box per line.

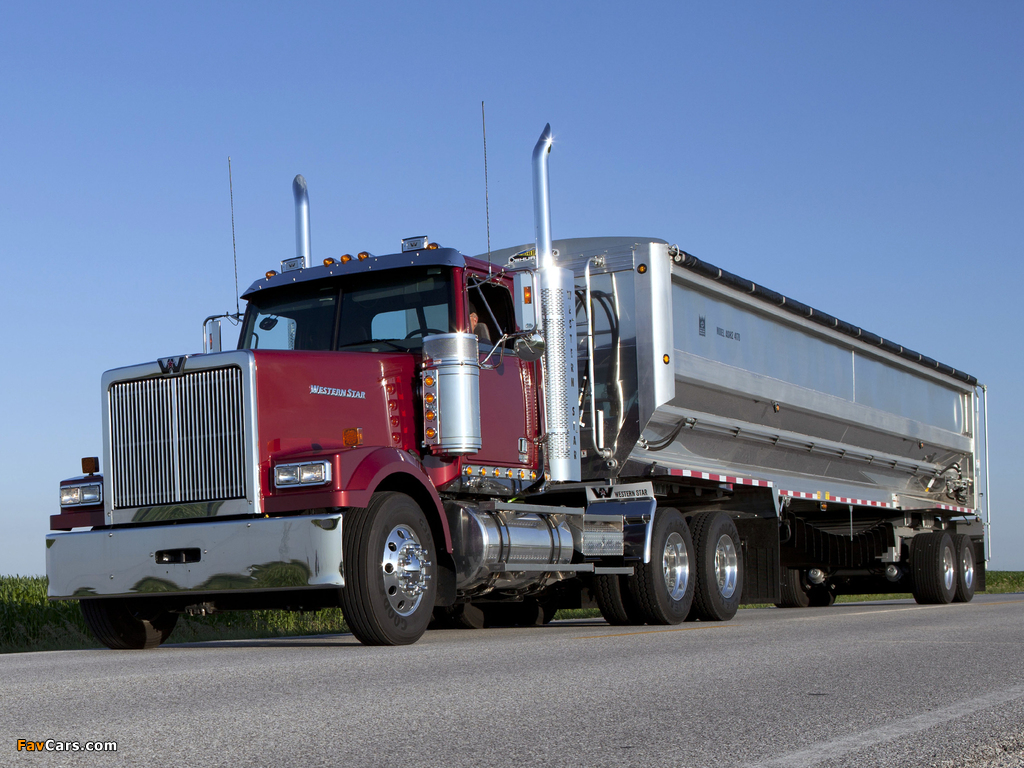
xmin=952 ymin=534 xmax=976 ymax=603
xmin=910 ymin=531 xmax=957 ymax=605
xmin=776 ymin=568 xmax=811 ymax=608
xmin=688 ymin=511 xmax=743 ymax=621
xmin=80 ymin=598 xmax=178 ymax=650
xmin=593 ymin=574 xmax=646 ymax=626
xmin=628 ymin=508 xmax=695 ymax=625
xmin=340 ymin=492 xmax=437 ymax=645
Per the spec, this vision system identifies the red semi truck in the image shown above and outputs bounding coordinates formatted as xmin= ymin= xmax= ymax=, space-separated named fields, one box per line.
xmin=47 ymin=125 xmax=988 ymax=647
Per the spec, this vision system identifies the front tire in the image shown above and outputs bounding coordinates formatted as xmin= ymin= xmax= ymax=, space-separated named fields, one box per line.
xmin=688 ymin=511 xmax=743 ymax=621
xmin=80 ymin=598 xmax=178 ymax=650
xmin=628 ymin=508 xmax=695 ymax=624
xmin=341 ymin=492 xmax=437 ymax=645
xmin=911 ymin=531 xmax=957 ymax=605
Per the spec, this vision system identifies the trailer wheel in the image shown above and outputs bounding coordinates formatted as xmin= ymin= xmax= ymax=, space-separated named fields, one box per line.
xmin=627 ymin=508 xmax=695 ymax=624
xmin=808 ymin=585 xmax=836 ymax=607
xmin=910 ymin=531 xmax=957 ymax=605
xmin=952 ymin=534 xmax=976 ymax=603
xmin=776 ymin=568 xmax=811 ymax=608
xmin=688 ymin=511 xmax=743 ymax=621
xmin=593 ymin=574 xmax=646 ymax=625
xmin=340 ymin=492 xmax=437 ymax=645
xmin=80 ymin=598 xmax=178 ymax=650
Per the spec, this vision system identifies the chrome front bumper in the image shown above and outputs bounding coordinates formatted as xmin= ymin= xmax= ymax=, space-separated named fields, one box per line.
xmin=46 ymin=515 xmax=344 ymax=599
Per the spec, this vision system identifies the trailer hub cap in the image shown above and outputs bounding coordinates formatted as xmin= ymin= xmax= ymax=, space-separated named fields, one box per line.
xmin=714 ymin=534 xmax=739 ymax=599
xmin=943 ymin=545 xmax=955 ymax=591
xmin=962 ymin=545 xmax=974 ymax=590
xmin=382 ymin=525 xmax=432 ymax=616
xmin=662 ymin=532 xmax=690 ymax=601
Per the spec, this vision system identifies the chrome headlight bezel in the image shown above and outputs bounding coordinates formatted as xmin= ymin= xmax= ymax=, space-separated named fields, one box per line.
xmin=60 ymin=482 xmax=103 ymax=508
xmin=274 ymin=460 xmax=332 ymax=489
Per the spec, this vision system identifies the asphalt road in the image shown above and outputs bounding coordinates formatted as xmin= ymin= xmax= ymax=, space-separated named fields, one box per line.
xmin=2 ymin=594 xmax=1022 ymax=768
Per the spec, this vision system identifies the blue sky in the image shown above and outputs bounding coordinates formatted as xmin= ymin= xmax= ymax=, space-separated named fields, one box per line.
xmin=1 ymin=2 xmax=1021 ymax=574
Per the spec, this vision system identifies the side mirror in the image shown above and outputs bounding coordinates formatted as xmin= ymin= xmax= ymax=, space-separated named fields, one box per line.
xmin=514 ymin=333 xmax=545 ymax=362
xmin=204 ymin=318 xmax=222 ymax=353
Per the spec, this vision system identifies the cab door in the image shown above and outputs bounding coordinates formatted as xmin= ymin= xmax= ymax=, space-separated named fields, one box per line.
xmin=465 ymin=271 xmax=538 ymax=470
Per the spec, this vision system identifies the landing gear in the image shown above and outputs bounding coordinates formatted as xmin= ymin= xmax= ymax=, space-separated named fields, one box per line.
xmin=910 ymin=531 xmax=957 ymax=605
xmin=341 ymin=492 xmax=437 ymax=645
xmin=952 ymin=533 xmax=976 ymax=603
xmin=688 ymin=511 xmax=743 ymax=621
xmin=80 ymin=598 xmax=178 ymax=650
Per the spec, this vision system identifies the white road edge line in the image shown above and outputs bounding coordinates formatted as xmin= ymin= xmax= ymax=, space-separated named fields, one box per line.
xmin=754 ymin=683 xmax=1024 ymax=768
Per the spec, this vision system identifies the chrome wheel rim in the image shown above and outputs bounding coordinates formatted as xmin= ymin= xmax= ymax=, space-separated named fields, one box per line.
xmin=662 ymin=531 xmax=690 ymax=601
xmin=961 ymin=545 xmax=974 ymax=590
xmin=942 ymin=545 xmax=955 ymax=591
xmin=715 ymin=534 xmax=739 ymax=599
xmin=382 ymin=525 xmax=431 ymax=616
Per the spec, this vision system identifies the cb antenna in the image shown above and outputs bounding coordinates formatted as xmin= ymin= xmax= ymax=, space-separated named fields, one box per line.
xmin=481 ymin=101 xmax=492 ymax=275
xmin=228 ymin=156 xmax=240 ymax=317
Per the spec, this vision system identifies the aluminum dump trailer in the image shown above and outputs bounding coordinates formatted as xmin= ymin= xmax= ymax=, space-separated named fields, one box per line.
xmin=489 ymin=236 xmax=988 ymax=603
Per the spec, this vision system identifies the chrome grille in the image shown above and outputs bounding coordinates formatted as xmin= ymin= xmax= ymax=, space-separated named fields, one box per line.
xmin=109 ymin=367 xmax=246 ymax=509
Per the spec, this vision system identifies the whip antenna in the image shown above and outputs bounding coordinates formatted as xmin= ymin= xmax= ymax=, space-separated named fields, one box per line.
xmin=482 ymin=101 xmax=492 ymax=274
xmin=228 ymin=156 xmax=240 ymax=316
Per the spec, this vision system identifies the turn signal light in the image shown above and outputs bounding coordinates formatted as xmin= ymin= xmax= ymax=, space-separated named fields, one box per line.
xmin=343 ymin=428 xmax=363 ymax=447
xmin=523 ymin=286 xmax=532 ymax=304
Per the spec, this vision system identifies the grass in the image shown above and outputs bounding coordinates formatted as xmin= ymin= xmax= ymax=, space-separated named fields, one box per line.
xmin=2 ymin=572 xmax=1021 ymax=654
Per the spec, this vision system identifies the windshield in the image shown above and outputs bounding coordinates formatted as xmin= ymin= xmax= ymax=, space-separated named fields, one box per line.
xmin=239 ymin=267 xmax=453 ymax=352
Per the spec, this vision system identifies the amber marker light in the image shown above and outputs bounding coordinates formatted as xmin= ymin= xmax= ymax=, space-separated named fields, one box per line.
xmin=465 ymin=466 xmax=473 ymax=475
xmin=523 ymin=286 xmax=532 ymax=304
xmin=341 ymin=254 xmax=353 ymax=263
xmin=343 ymin=428 xmax=363 ymax=447
xmin=637 ymin=264 xmax=648 ymax=274
xmin=663 ymin=354 xmax=671 ymax=364
xmin=323 ymin=257 xmax=337 ymax=266
xmin=424 ymin=393 xmax=435 ymax=404
xmin=425 ymin=427 xmax=436 ymax=439
xmin=357 ymin=251 xmax=370 ymax=260
xmin=425 ymin=410 xmax=436 ymax=421
xmin=426 ymin=242 xmax=439 ymax=250
xmin=265 ymin=270 xmax=278 ymax=279
xmin=423 ymin=375 xmax=435 ymax=387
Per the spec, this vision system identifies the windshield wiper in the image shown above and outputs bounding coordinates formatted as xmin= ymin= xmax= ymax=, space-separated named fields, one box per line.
xmin=336 ymin=339 xmax=407 ymax=352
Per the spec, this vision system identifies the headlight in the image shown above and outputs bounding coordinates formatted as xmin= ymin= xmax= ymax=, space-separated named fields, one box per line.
xmin=274 ymin=461 xmax=332 ymax=488
xmin=60 ymin=483 xmax=102 ymax=507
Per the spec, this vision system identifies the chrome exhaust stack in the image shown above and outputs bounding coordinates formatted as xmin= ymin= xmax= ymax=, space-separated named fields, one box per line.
xmin=292 ymin=174 xmax=311 ymax=268
xmin=532 ymin=124 xmax=581 ymax=483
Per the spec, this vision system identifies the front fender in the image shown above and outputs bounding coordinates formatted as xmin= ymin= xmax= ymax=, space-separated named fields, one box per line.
xmin=264 ymin=447 xmax=451 ymax=552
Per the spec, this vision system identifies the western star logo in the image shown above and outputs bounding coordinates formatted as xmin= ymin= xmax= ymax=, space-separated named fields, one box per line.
xmin=310 ymin=385 xmax=366 ymax=399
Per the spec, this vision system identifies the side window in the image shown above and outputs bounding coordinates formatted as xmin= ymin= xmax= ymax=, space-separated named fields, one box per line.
xmin=467 ymin=276 xmax=515 ymax=349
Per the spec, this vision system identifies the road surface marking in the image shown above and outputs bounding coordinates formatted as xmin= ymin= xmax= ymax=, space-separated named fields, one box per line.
xmin=754 ymin=683 xmax=1024 ymax=768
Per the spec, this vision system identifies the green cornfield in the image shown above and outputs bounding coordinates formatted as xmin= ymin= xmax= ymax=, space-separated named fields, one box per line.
xmin=2 ymin=572 xmax=1021 ymax=654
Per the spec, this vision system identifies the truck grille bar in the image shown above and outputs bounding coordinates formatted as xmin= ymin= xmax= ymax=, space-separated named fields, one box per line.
xmin=109 ymin=367 xmax=246 ymax=509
